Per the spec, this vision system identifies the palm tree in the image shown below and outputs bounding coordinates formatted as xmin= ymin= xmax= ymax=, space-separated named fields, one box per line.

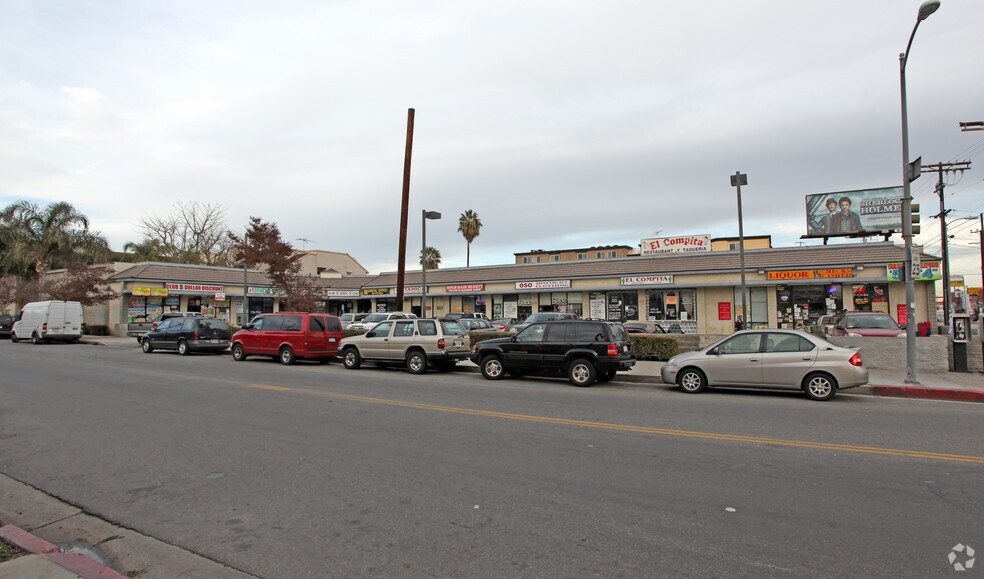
xmin=0 ymin=201 xmax=109 ymax=295
xmin=419 ymin=246 xmax=442 ymax=270
xmin=122 ymin=238 xmax=169 ymax=262
xmin=457 ymin=210 xmax=482 ymax=267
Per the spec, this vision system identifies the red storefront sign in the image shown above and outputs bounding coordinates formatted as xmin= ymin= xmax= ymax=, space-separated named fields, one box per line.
xmin=718 ymin=302 xmax=732 ymax=321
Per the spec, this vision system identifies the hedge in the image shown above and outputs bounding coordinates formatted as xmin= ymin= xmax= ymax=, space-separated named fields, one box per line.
xmin=82 ymin=324 xmax=110 ymax=336
xmin=628 ymin=335 xmax=678 ymax=361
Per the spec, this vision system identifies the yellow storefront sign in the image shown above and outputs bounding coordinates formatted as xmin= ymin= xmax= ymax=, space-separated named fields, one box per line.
xmin=767 ymin=268 xmax=854 ymax=281
xmin=132 ymin=287 xmax=169 ymax=297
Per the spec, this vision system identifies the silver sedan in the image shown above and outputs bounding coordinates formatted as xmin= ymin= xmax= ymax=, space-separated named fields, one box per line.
xmin=660 ymin=329 xmax=868 ymax=401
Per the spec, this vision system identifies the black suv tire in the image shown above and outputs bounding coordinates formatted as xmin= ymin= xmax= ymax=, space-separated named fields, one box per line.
xmin=480 ymin=355 xmax=506 ymax=380
xmin=567 ymin=358 xmax=597 ymax=387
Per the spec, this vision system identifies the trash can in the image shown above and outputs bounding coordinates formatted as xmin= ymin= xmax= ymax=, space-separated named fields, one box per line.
xmin=917 ymin=321 xmax=931 ymax=337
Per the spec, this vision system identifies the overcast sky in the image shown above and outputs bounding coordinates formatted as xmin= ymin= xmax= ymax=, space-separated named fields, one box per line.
xmin=2 ymin=1 xmax=982 ymax=284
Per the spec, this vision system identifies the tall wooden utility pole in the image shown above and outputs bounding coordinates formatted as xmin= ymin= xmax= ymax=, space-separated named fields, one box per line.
xmin=922 ymin=160 xmax=971 ymax=326
xmin=395 ymin=109 xmax=415 ymax=310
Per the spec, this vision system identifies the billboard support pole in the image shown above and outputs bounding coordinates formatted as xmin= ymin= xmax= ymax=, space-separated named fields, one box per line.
xmin=731 ymin=172 xmax=749 ymax=327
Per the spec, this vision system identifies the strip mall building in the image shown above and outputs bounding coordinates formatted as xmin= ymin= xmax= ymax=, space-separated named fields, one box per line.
xmin=100 ymin=241 xmax=939 ymax=336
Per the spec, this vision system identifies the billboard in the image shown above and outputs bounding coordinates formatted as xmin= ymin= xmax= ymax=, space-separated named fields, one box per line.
xmin=805 ymin=186 xmax=902 ymax=238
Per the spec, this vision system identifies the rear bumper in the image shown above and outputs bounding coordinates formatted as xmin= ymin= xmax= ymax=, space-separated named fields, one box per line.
xmin=598 ymin=358 xmax=636 ymax=372
xmin=190 ymin=340 xmax=230 ymax=351
xmin=428 ymin=350 xmax=472 ymax=362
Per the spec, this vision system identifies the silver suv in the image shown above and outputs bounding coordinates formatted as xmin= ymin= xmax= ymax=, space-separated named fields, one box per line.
xmin=340 ymin=318 xmax=471 ymax=374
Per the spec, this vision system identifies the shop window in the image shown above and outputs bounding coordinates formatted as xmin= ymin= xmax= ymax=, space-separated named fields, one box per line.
xmin=734 ymin=287 xmax=768 ymax=328
xmin=187 ymin=297 xmax=202 ymax=313
xmin=605 ymin=291 xmax=638 ymax=322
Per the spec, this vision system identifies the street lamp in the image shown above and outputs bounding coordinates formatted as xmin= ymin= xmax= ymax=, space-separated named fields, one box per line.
xmin=421 ymin=210 xmax=441 ymax=317
xmin=730 ymin=171 xmax=749 ymax=328
xmin=899 ymin=0 xmax=941 ymax=384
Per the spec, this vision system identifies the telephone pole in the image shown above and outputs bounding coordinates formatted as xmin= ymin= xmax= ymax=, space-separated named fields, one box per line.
xmin=922 ymin=160 xmax=971 ymax=326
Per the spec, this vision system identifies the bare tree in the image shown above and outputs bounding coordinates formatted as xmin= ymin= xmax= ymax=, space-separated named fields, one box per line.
xmin=136 ymin=201 xmax=233 ymax=265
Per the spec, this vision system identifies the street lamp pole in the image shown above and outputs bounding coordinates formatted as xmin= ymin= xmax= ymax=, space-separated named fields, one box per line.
xmin=730 ymin=171 xmax=749 ymax=326
xmin=421 ymin=210 xmax=441 ymax=317
xmin=899 ymin=0 xmax=941 ymax=384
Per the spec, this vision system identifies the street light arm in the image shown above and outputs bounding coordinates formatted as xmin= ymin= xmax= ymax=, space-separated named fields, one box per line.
xmin=901 ymin=19 xmax=921 ymax=72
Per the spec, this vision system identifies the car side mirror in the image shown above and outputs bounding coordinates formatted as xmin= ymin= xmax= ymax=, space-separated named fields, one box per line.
xmin=708 ymin=347 xmax=720 ymax=355
xmin=510 ymin=336 xmax=518 ymax=342
xmin=899 ymin=324 xmax=906 ymax=330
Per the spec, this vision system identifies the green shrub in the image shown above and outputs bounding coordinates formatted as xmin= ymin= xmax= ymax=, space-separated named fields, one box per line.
xmin=228 ymin=324 xmax=241 ymax=335
xmin=629 ymin=335 xmax=678 ymax=361
xmin=82 ymin=324 xmax=110 ymax=336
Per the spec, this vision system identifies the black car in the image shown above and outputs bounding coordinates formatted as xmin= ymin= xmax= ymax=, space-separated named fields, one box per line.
xmin=471 ymin=320 xmax=635 ymax=387
xmin=141 ymin=316 xmax=231 ymax=355
xmin=0 ymin=315 xmax=14 ymax=338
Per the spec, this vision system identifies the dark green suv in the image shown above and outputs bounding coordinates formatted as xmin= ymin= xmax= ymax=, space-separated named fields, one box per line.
xmin=471 ymin=320 xmax=635 ymax=387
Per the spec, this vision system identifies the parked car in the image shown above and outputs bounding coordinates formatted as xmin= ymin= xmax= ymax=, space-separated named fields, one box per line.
xmin=472 ymin=319 xmax=635 ymax=387
xmin=808 ymin=314 xmax=838 ymax=335
xmin=660 ymin=329 xmax=867 ymax=401
xmin=622 ymin=322 xmax=650 ymax=334
xmin=443 ymin=312 xmax=490 ymax=321
xmin=458 ymin=318 xmax=495 ymax=332
xmin=0 ymin=314 xmax=14 ymax=338
xmin=347 ymin=312 xmax=416 ymax=331
xmin=231 ymin=313 xmax=344 ymax=365
xmin=132 ymin=312 xmax=205 ymax=343
xmin=829 ymin=312 xmax=905 ymax=337
xmin=11 ymin=301 xmax=84 ymax=344
xmin=509 ymin=312 xmax=579 ymax=334
xmin=490 ymin=317 xmax=519 ymax=332
xmin=340 ymin=318 xmax=471 ymax=374
xmin=141 ymin=317 xmax=231 ymax=355
xmin=340 ymin=312 xmax=369 ymax=329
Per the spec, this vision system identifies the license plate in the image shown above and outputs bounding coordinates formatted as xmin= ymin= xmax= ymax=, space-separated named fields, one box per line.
xmin=454 ymin=340 xmax=463 ymax=347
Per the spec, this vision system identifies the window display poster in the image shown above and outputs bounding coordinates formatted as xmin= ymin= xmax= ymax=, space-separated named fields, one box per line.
xmin=589 ymin=293 xmax=606 ymax=319
xmin=871 ymin=283 xmax=889 ymax=313
xmin=853 ymin=285 xmax=870 ymax=308
xmin=607 ymin=294 xmax=623 ymax=319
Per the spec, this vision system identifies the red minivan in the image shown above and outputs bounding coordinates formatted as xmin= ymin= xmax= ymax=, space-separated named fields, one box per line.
xmin=231 ymin=313 xmax=343 ymax=365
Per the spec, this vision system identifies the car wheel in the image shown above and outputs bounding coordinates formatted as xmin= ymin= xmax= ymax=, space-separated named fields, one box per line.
xmin=10 ymin=331 xmax=18 ymax=343
xmin=597 ymin=369 xmax=616 ymax=383
xmin=567 ymin=358 xmax=597 ymax=387
xmin=480 ymin=355 xmax=505 ymax=380
xmin=142 ymin=339 xmax=154 ymax=353
xmin=232 ymin=343 xmax=247 ymax=361
xmin=136 ymin=337 xmax=143 ymax=345
xmin=31 ymin=332 xmax=41 ymax=345
xmin=406 ymin=350 xmax=427 ymax=374
xmin=678 ymin=368 xmax=707 ymax=393
xmin=279 ymin=346 xmax=296 ymax=365
xmin=804 ymin=372 xmax=837 ymax=401
xmin=177 ymin=340 xmax=190 ymax=356
xmin=343 ymin=348 xmax=362 ymax=369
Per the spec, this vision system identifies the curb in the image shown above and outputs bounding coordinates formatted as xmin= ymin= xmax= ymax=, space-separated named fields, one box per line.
xmin=0 ymin=524 xmax=126 ymax=578
xmin=868 ymin=384 xmax=984 ymax=403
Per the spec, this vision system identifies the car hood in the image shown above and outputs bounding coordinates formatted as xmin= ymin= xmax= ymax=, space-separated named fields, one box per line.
xmin=476 ymin=337 xmax=514 ymax=347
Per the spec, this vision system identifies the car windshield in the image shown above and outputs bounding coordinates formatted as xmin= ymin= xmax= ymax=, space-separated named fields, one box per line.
xmin=525 ymin=314 xmax=557 ymax=323
xmin=440 ymin=320 xmax=465 ymax=334
xmin=846 ymin=314 xmax=899 ymax=329
xmin=363 ymin=314 xmax=390 ymax=323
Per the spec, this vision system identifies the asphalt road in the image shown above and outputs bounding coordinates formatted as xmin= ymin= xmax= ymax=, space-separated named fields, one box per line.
xmin=1 ymin=340 xmax=982 ymax=578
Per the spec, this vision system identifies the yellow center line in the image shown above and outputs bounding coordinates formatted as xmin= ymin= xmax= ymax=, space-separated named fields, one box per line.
xmin=246 ymin=385 xmax=984 ymax=465
xmin=246 ymin=384 xmax=293 ymax=392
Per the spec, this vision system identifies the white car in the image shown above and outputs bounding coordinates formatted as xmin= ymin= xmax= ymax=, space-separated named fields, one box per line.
xmin=347 ymin=312 xmax=417 ymax=331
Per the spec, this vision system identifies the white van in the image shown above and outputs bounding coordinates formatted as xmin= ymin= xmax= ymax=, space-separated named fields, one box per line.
xmin=11 ymin=301 xmax=84 ymax=344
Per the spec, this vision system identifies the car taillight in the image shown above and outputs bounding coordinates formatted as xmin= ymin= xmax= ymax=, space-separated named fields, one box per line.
xmin=438 ymin=338 xmax=445 ymax=349
xmin=152 ymin=322 xmax=159 ymax=329
xmin=607 ymin=344 xmax=618 ymax=357
xmin=194 ymin=330 xmax=199 ymax=340
xmin=849 ymin=352 xmax=863 ymax=367
xmin=42 ymin=322 xmax=47 ymax=331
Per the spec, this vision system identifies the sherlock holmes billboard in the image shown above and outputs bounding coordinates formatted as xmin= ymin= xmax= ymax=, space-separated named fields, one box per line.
xmin=805 ymin=186 xmax=902 ymax=238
